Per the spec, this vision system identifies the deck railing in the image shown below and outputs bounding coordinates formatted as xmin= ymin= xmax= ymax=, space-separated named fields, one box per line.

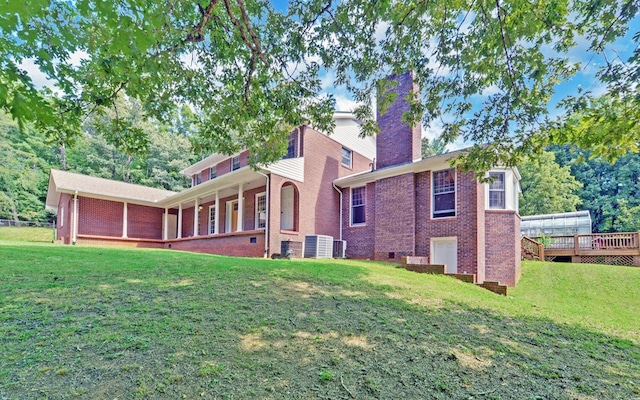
xmin=521 ymin=236 xmax=544 ymax=260
xmin=532 ymin=232 xmax=640 ymax=254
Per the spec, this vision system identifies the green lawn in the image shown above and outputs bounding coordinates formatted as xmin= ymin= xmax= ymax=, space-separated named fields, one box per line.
xmin=0 ymin=227 xmax=54 ymax=243
xmin=1 ymin=241 xmax=639 ymax=399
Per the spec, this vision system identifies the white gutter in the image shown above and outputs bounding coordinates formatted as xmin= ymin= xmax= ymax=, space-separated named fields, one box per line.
xmin=256 ymin=170 xmax=270 ymax=258
xmin=72 ymin=191 xmax=78 ymax=244
xmin=333 ymin=183 xmax=343 ymax=241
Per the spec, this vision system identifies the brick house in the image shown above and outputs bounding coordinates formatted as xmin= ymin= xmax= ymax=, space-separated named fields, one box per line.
xmin=46 ymin=72 xmax=521 ymax=286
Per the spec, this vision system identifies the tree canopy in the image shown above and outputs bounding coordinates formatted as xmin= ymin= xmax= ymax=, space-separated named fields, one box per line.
xmin=1 ymin=0 xmax=638 ymax=170
xmin=518 ymin=151 xmax=581 ymax=216
xmin=552 ymin=145 xmax=640 ymax=232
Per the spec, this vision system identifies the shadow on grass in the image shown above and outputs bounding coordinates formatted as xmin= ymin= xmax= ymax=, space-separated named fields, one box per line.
xmin=0 ymin=246 xmax=638 ymax=399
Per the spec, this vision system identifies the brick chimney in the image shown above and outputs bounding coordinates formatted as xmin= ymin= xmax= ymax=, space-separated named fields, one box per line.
xmin=376 ymin=71 xmax=422 ymax=169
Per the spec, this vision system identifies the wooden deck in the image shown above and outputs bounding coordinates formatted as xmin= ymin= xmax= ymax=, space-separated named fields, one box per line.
xmin=524 ymin=232 xmax=640 ymax=267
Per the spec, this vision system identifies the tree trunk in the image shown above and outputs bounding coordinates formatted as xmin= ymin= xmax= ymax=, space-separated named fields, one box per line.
xmin=60 ymin=142 xmax=67 ymax=171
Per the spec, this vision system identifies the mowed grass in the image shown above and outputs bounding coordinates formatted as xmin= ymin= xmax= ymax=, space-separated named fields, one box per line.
xmin=1 ymin=240 xmax=639 ymax=399
xmin=0 ymin=227 xmax=54 ymax=243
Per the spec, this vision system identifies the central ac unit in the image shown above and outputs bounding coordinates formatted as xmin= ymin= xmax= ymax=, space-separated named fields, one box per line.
xmin=304 ymin=235 xmax=334 ymax=258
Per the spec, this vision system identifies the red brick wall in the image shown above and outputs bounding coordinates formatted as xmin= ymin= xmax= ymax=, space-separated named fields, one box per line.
xmin=196 ymin=150 xmax=251 ymax=185
xmin=374 ymin=173 xmax=416 ymax=262
xmin=376 ymin=71 xmax=421 ymax=169
xmin=211 ymin=186 xmax=266 ymax=235
xmin=266 ymin=126 xmax=373 ymax=257
xmin=342 ymin=182 xmax=376 ymax=258
xmin=166 ymin=231 xmax=265 ymax=257
xmin=78 ymin=197 xmax=123 ymax=237
xmin=127 ymin=204 xmax=164 ymax=239
xmin=414 ymin=170 xmax=481 ymax=276
xmin=181 ymin=207 xmax=194 ymax=238
xmin=485 ymin=210 xmax=521 ymax=286
xmin=267 ymin=176 xmax=303 ymax=255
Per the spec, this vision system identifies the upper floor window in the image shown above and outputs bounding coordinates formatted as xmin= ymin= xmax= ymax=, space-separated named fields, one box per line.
xmin=209 ymin=166 xmax=217 ymax=180
xmin=194 ymin=173 xmax=202 ymax=186
xmin=232 ymin=156 xmax=241 ymax=171
xmin=341 ymin=147 xmax=352 ymax=168
xmin=489 ymin=172 xmax=505 ymax=209
xmin=285 ymin=135 xmax=296 ymax=159
xmin=433 ymin=168 xmax=456 ymax=218
xmin=351 ymin=186 xmax=366 ymax=225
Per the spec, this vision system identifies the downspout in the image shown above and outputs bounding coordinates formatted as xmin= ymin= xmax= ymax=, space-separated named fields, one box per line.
xmin=72 ymin=191 xmax=78 ymax=245
xmin=256 ymin=170 xmax=270 ymax=258
xmin=332 ymin=183 xmax=343 ymax=241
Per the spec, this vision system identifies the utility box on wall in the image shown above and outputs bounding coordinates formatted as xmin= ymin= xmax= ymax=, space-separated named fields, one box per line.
xmin=304 ymin=235 xmax=334 ymax=258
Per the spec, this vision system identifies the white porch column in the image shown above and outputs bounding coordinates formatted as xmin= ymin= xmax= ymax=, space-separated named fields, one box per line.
xmin=163 ymin=207 xmax=168 ymax=240
xmin=122 ymin=202 xmax=128 ymax=238
xmin=193 ymin=197 xmax=199 ymax=237
xmin=214 ymin=192 xmax=220 ymax=235
xmin=177 ymin=203 xmax=183 ymax=239
xmin=236 ymin=184 xmax=243 ymax=232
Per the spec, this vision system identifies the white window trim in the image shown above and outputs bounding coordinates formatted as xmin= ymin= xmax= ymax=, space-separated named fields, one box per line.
xmin=60 ymin=206 xmax=64 ymax=228
xmin=488 ymin=172 xmax=506 ymax=210
xmin=209 ymin=166 xmax=217 ymax=180
xmin=232 ymin=155 xmax=241 ymax=171
xmin=350 ymin=186 xmax=366 ymax=226
xmin=225 ymin=199 xmax=245 ymax=232
xmin=341 ymin=147 xmax=353 ymax=168
xmin=255 ymin=192 xmax=267 ymax=230
xmin=432 ymin=168 xmax=457 ymax=219
xmin=208 ymin=205 xmax=216 ymax=235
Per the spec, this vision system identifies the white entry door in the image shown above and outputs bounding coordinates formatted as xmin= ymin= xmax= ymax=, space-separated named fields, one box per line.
xmin=281 ymin=185 xmax=294 ymax=230
xmin=431 ymin=237 xmax=458 ymax=274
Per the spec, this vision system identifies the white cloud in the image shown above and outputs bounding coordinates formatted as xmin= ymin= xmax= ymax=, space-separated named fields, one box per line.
xmin=18 ymin=58 xmax=55 ymax=89
xmin=334 ymin=94 xmax=360 ymax=112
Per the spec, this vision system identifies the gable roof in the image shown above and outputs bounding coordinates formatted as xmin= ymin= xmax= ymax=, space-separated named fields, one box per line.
xmin=45 ymin=169 xmax=176 ymax=211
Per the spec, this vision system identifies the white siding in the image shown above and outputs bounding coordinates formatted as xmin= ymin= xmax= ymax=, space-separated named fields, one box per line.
xmin=264 ymin=157 xmax=305 ymax=183
xmin=327 ymin=116 xmax=376 ymax=161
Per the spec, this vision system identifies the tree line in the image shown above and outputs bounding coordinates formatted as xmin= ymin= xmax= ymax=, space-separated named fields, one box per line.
xmin=0 ymin=97 xmax=196 ymax=223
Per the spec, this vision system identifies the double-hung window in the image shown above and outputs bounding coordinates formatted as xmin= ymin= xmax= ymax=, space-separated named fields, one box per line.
xmin=255 ymin=193 xmax=267 ymax=229
xmin=341 ymin=147 xmax=352 ymax=168
xmin=488 ymin=172 xmax=505 ymax=209
xmin=194 ymin=173 xmax=202 ymax=186
xmin=285 ymin=135 xmax=296 ymax=159
xmin=351 ymin=186 xmax=366 ymax=225
xmin=209 ymin=166 xmax=217 ymax=180
xmin=232 ymin=156 xmax=241 ymax=171
xmin=433 ymin=168 xmax=456 ymax=218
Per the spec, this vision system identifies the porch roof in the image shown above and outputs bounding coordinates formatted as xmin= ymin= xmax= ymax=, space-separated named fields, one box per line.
xmin=333 ymin=148 xmax=521 ymax=188
xmin=45 ymin=169 xmax=176 ymax=211
xmin=159 ymin=157 xmax=304 ymax=207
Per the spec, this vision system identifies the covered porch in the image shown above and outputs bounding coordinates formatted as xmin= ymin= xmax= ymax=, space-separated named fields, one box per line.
xmin=159 ymin=167 xmax=271 ymax=257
